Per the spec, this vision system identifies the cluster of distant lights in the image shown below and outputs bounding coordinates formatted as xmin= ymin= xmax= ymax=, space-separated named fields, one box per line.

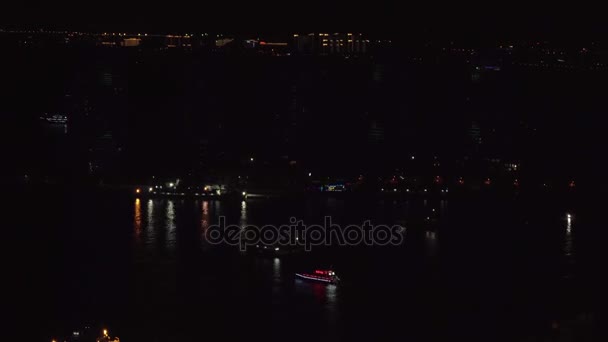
xmin=52 ymin=328 xmax=111 ymax=342
xmin=256 ymin=245 xmax=281 ymax=251
xmin=135 ymin=177 xmax=575 ymax=197
xmin=135 ymin=184 xmax=245 ymax=198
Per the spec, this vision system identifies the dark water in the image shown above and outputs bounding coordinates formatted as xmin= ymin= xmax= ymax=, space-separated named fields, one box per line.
xmin=8 ymin=187 xmax=607 ymax=341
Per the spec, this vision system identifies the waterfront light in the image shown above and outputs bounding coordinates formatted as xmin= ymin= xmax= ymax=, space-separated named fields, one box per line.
xmin=136 ymin=188 xmax=140 ymax=194
xmin=275 ymin=247 xmax=279 ymax=251
xmin=149 ymin=187 xmax=153 ymax=192
xmin=169 ymin=183 xmax=174 ymax=188
xmin=103 ymin=329 xmax=108 ymax=336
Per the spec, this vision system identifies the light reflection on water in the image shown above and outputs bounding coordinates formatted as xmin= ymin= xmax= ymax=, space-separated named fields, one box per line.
xmin=295 ymin=279 xmax=339 ymax=311
xmin=120 ymin=197 xmax=592 ymax=339
xmin=564 ymin=213 xmax=574 ymax=261
xmin=239 ymin=200 xmax=247 ymax=227
xmin=425 ymin=230 xmax=438 ymax=257
xmin=134 ymin=198 xmax=142 ymax=242
xmin=201 ymin=201 xmax=209 ymax=232
xmin=272 ymin=257 xmax=281 ymax=297
xmin=439 ymin=199 xmax=448 ymax=216
xmin=138 ymin=199 xmax=221 ymax=253
xmin=130 ymin=199 xmax=576 ymax=297
xmin=295 ymin=279 xmax=340 ymax=337
xmin=165 ymin=200 xmax=176 ymax=249
xmin=272 ymin=257 xmax=281 ymax=281
xmin=145 ymin=199 xmax=156 ymax=247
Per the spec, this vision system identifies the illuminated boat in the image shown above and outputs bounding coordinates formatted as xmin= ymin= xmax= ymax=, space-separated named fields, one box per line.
xmin=295 ymin=269 xmax=340 ymax=284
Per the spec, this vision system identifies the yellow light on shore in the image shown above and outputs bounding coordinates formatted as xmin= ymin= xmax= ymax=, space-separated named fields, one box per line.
xmin=103 ymin=329 xmax=108 ymax=336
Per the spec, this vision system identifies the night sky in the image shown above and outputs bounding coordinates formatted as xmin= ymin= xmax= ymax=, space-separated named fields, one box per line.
xmin=3 ymin=1 xmax=605 ymax=39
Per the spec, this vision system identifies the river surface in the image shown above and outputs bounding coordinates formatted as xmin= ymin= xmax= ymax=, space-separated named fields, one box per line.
xmin=7 ymin=187 xmax=606 ymax=341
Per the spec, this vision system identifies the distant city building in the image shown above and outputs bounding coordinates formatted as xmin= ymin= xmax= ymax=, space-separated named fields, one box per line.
xmin=100 ymin=71 xmax=113 ymax=87
xmin=292 ymin=33 xmax=368 ymax=55
xmin=89 ymin=131 xmax=121 ymax=176
xmin=469 ymin=121 xmax=482 ymax=145
xmin=165 ymin=35 xmax=191 ymax=48
xmin=258 ymin=40 xmax=290 ymax=55
xmin=215 ymin=38 xmax=234 ymax=47
xmin=243 ymin=39 xmax=258 ymax=49
xmin=121 ymin=38 xmax=140 ymax=47
xmin=368 ymin=120 xmax=385 ymax=143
